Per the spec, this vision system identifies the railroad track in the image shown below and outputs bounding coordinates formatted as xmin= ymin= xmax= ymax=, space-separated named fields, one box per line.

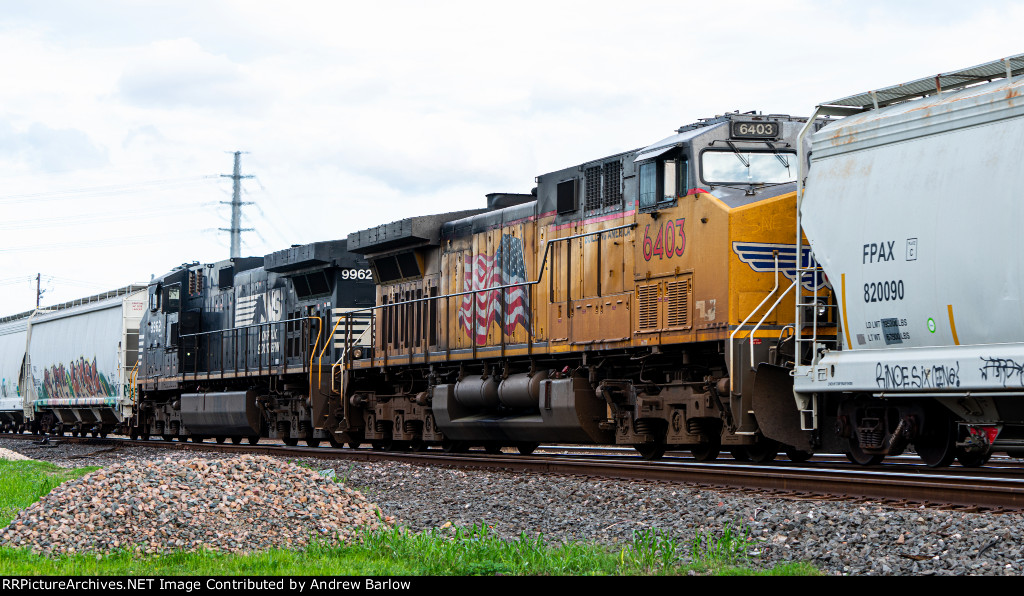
xmin=5 ymin=433 xmax=1024 ymax=512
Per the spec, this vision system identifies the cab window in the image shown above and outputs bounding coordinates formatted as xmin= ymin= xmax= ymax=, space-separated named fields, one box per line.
xmin=701 ymin=150 xmax=796 ymax=184
xmin=164 ymin=285 xmax=181 ymax=312
xmin=639 ymin=157 xmax=688 ymax=210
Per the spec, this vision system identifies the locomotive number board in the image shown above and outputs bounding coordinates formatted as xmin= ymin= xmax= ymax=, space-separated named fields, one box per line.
xmin=730 ymin=121 xmax=780 ymax=139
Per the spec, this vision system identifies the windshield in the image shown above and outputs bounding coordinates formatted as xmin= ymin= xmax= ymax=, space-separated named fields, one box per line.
xmin=701 ymin=150 xmax=796 ymax=184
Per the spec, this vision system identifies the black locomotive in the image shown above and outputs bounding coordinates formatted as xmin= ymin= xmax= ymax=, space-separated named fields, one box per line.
xmin=132 ymin=239 xmax=374 ymax=445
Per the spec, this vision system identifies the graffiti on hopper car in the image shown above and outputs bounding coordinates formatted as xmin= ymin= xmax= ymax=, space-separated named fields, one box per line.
xmin=979 ymin=357 xmax=1024 ymax=387
xmin=875 ymin=361 xmax=960 ymax=389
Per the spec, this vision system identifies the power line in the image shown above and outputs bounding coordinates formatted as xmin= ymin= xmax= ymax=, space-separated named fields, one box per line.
xmin=0 ymin=175 xmax=220 ymax=205
xmin=0 ymin=202 xmax=208 ymax=231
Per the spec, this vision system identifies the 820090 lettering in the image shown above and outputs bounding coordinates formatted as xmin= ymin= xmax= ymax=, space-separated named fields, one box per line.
xmin=864 ymin=279 xmax=904 ymax=303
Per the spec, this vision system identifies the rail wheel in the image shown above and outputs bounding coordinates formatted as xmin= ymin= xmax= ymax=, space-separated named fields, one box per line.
xmin=785 ymin=448 xmax=813 ymax=463
xmin=746 ymin=442 xmax=778 ymax=463
xmin=516 ymin=442 xmax=539 ymax=455
xmin=282 ymin=436 xmax=299 ymax=446
xmin=189 ymin=436 xmax=204 ymax=443
xmin=304 ymin=437 xmax=322 ymax=448
xmin=215 ymin=436 xmax=226 ymax=444
xmin=956 ymin=448 xmax=992 ymax=468
xmin=634 ymin=444 xmax=666 ymax=461
xmin=442 ymin=439 xmax=468 ymax=453
xmin=409 ymin=438 xmax=428 ymax=452
xmin=845 ymin=442 xmax=884 ymax=466
xmin=484 ymin=444 xmax=503 ymax=455
xmin=231 ymin=436 xmax=243 ymax=445
xmin=347 ymin=441 xmax=362 ymax=449
xmin=691 ymin=440 xmax=720 ymax=462
xmin=247 ymin=435 xmax=260 ymax=445
xmin=730 ymin=448 xmax=751 ymax=462
xmin=915 ymin=412 xmax=956 ymax=468
xmin=162 ymin=434 xmax=173 ymax=442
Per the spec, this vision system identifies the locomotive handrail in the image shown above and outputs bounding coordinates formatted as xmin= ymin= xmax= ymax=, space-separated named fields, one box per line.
xmin=748 ymin=279 xmax=797 ymax=369
xmin=178 ymin=316 xmax=320 ymax=381
xmin=728 ymin=251 xmax=780 ymax=393
xmin=327 ymin=222 xmax=639 ymax=320
xmin=317 ymin=311 xmax=373 ymax=388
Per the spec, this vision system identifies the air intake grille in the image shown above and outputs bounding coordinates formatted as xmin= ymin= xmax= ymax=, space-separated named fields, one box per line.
xmin=666 ymin=279 xmax=689 ymax=328
xmin=637 ymin=284 xmax=658 ymax=330
xmin=584 ymin=166 xmax=602 ymax=211
xmin=603 ymin=161 xmax=622 ymax=208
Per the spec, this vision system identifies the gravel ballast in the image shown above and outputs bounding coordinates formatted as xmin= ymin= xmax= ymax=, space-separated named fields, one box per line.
xmin=0 ymin=453 xmax=393 ymax=555
xmin=1 ymin=438 xmax=1022 ymax=575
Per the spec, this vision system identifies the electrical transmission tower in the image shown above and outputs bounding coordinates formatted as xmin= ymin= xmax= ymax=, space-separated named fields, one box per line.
xmin=220 ymin=151 xmax=254 ymax=258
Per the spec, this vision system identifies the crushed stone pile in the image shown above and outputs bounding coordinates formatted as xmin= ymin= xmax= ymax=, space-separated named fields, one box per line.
xmin=0 ymin=448 xmax=32 ymax=461
xmin=0 ymin=454 xmax=394 ymax=555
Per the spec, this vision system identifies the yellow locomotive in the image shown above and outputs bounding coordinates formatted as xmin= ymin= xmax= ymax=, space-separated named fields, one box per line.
xmin=330 ymin=112 xmax=833 ymax=460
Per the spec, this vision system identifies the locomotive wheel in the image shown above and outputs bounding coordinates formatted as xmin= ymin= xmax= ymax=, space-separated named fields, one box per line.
xmin=347 ymin=441 xmax=362 ymax=449
xmin=162 ymin=434 xmax=173 ymax=442
xmin=215 ymin=436 xmax=226 ymax=444
xmin=189 ymin=436 xmax=204 ymax=443
xmin=247 ymin=435 xmax=260 ymax=445
xmin=409 ymin=439 xmax=428 ymax=452
xmin=634 ymin=444 xmax=666 ymax=461
xmin=516 ymin=442 xmax=539 ymax=455
xmin=691 ymin=441 xmax=720 ymax=462
xmin=176 ymin=435 xmax=187 ymax=442
xmin=231 ymin=436 xmax=243 ymax=445
xmin=730 ymin=448 xmax=751 ymax=462
xmin=785 ymin=448 xmax=814 ymax=463
xmin=282 ymin=437 xmax=299 ymax=446
xmin=957 ymin=449 xmax=992 ymax=468
xmin=484 ymin=444 xmax=503 ymax=455
xmin=304 ymin=437 xmax=322 ymax=448
xmin=845 ymin=443 xmax=884 ymax=466
xmin=746 ymin=443 xmax=778 ymax=463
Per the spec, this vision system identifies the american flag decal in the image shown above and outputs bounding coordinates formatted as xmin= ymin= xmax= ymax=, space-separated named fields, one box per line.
xmin=458 ymin=235 xmax=530 ymax=345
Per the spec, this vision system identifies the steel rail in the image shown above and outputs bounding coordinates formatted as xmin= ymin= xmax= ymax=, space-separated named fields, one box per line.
xmin=4 ymin=433 xmax=1024 ymax=511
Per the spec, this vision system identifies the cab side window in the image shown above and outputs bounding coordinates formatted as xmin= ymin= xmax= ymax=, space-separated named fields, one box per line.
xmin=639 ymin=156 xmax=688 ymax=210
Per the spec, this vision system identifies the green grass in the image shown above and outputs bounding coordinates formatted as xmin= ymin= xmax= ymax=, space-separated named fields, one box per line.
xmin=0 ymin=459 xmax=819 ymax=576
xmin=0 ymin=459 xmax=99 ymax=527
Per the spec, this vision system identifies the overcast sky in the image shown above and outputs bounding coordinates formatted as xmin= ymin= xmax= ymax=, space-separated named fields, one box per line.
xmin=1 ymin=0 xmax=1021 ymax=314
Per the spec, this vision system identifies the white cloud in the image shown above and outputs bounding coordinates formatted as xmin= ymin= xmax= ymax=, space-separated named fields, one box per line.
xmin=1 ymin=0 xmax=1023 ymax=313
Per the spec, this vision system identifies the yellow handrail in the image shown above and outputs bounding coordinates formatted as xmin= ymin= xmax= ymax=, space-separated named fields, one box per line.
xmin=128 ymin=360 xmax=140 ymax=406
xmin=306 ymin=316 xmax=323 ymax=393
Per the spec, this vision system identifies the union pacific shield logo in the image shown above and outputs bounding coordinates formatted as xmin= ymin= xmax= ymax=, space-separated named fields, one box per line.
xmin=732 ymin=242 xmax=827 ymax=291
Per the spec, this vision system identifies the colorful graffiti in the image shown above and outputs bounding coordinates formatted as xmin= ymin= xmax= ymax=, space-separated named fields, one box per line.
xmin=38 ymin=356 xmax=115 ymax=400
